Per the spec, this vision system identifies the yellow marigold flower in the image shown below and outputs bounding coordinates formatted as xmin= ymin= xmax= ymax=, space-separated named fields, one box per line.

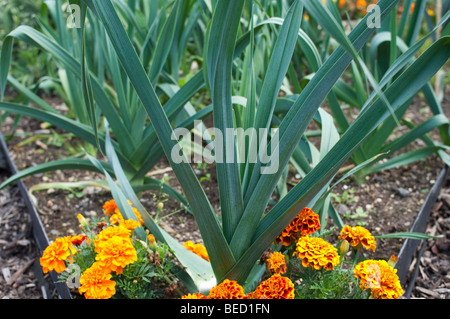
xmin=183 ymin=241 xmax=210 ymax=262
xmin=276 ymin=208 xmax=320 ymax=246
xmin=354 ymin=259 xmax=404 ymax=299
xmin=94 ymin=225 xmax=132 ymax=253
xmin=40 ymin=236 xmax=76 ymax=273
xmin=249 ymin=274 xmax=295 ymax=299
xmin=181 ymin=293 xmax=207 ymax=299
xmin=78 ymin=262 xmax=116 ymax=299
xmin=266 ymin=252 xmax=287 ymax=275
xmin=293 ymin=236 xmax=340 ymax=271
xmin=207 ymin=279 xmax=245 ymax=299
xmin=95 ymin=236 xmax=138 ymax=275
xmin=338 ymin=225 xmax=376 ymax=252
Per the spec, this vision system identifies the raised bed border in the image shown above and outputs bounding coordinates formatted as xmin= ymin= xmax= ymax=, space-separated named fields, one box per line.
xmin=0 ymin=132 xmax=72 ymax=299
xmin=1 ymin=130 xmax=448 ymax=299
xmin=395 ymin=164 xmax=449 ymax=294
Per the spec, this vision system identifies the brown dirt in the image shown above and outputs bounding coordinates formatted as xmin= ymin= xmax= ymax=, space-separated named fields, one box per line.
xmin=0 ymin=170 xmax=57 ymax=299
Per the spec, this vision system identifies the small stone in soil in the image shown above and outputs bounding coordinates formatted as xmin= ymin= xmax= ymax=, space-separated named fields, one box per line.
xmin=396 ymin=188 xmax=410 ymax=198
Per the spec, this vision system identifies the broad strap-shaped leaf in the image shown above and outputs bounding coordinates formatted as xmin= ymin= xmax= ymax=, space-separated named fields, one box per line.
xmin=243 ymin=0 xmax=303 ymax=206
xmin=0 ymin=158 xmax=113 ymax=190
xmin=228 ymin=0 xmax=401 ymax=261
xmin=204 ymin=0 xmax=246 ymax=241
xmin=84 ymin=0 xmax=235 ymax=279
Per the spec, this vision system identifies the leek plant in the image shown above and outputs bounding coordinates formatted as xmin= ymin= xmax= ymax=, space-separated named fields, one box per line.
xmin=63 ymin=0 xmax=449 ymax=293
xmin=291 ymin=0 xmax=450 ymax=183
xmin=0 ymin=0 xmax=213 ymax=209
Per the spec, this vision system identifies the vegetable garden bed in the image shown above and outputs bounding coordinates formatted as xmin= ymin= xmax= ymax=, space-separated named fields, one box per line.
xmin=0 ymin=0 xmax=449 ymax=300
xmin=1 ymin=114 xmax=449 ymax=299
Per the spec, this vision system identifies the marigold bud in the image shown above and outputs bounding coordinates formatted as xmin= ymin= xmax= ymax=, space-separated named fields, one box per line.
xmin=148 ymin=234 xmax=156 ymax=249
xmin=387 ymin=255 xmax=398 ymax=268
xmin=340 ymin=240 xmax=350 ymax=256
xmin=76 ymin=214 xmax=89 ymax=229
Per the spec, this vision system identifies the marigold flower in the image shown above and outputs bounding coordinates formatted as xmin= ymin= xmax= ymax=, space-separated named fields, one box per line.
xmin=249 ymin=274 xmax=295 ymax=299
xmin=356 ymin=0 xmax=367 ymax=9
xmin=181 ymin=293 xmax=207 ymax=299
xmin=354 ymin=259 xmax=404 ymax=299
xmin=207 ymin=279 xmax=245 ymax=299
xmin=276 ymin=207 xmax=320 ymax=246
xmin=95 ymin=236 xmax=138 ymax=274
xmin=78 ymin=262 xmax=116 ymax=299
xmin=40 ymin=236 xmax=76 ymax=273
xmin=183 ymin=241 xmax=210 ymax=262
xmin=119 ymin=218 xmax=141 ymax=231
xmin=71 ymin=234 xmax=88 ymax=246
xmin=266 ymin=252 xmax=287 ymax=275
xmin=338 ymin=225 xmax=376 ymax=252
xmin=94 ymin=225 xmax=132 ymax=253
xmin=103 ymin=199 xmax=144 ymax=225
xmin=293 ymin=236 xmax=340 ymax=271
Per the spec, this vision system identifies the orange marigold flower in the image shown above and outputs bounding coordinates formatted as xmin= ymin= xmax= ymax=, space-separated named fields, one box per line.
xmin=119 ymin=218 xmax=141 ymax=231
xmin=95 ymin=236 xmax=137 ymax=275
xmin=276 ymin=208 xmax=320 ymax=246
xmin=78 ymin=262 xmax=116 ymax=299
xmin=183 ymin=241 xmax=210 ymax=262
xmin=249 ymin=274 xmax=295 ymax=299
xmin=293 ymin=236 xmax=340 ymax=271
xmin=338 ymin=225 xmax=376 ymax=252
xmin=266 ymin=252 xmax=287 ymax=275
xmin=94 ymin=225 xmax=132 ymax=253
xmin=356 ymin=0 xmax=367 ymax=9
xmin=207 ymin=279 xmax=245 ymax=299
xmin=40 ymin=236 xmax=76 ymax=273
xmin=354 ymin=259 xmax=404 ymax=299
xmin=103 ymin=199 xmax=144 ymax=225
xmin=181 ymin=293 xmax=207 ymax=299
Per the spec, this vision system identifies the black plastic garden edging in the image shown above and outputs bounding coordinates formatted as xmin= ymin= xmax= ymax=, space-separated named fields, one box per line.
xmin=395 ymin=165 xmax=449 ymax=297
xmin=0 ymin=132 xmax=72 ymax=299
